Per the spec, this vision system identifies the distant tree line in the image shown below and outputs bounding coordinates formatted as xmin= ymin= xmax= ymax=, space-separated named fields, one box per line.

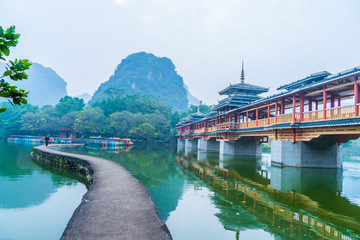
xmin=0 ymin=92 xmax=213 ymax=140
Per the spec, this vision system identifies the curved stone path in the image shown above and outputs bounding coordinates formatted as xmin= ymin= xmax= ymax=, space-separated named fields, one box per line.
xmin=33 ymin=145 xmax=172 ymax=240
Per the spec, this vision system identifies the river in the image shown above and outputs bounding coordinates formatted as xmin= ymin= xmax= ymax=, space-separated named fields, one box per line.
xmin=2 ymin=141 xmax=360 ymax=239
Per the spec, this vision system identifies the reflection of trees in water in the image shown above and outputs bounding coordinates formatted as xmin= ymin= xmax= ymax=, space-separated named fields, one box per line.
xmin=59 ymin=145 xmax=186 ymax=222
xmin=178 ymin=153 xmax=360 ymax=240
xmin=0 ymin=141 xmax=79 ymax=209
xmin=34 ymin=159 xmax=89 ymax=188
xmin=0 ymin=142 xmax=36 ymax=177
xmin=0 ymin=173 xmax=57 ymax=209
xmin=102 ymin=147 xmax=186 ymax=222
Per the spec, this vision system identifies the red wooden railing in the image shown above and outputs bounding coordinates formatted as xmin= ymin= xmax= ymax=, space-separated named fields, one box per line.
xmin=178 ymin=105 xmax=360 ymax=135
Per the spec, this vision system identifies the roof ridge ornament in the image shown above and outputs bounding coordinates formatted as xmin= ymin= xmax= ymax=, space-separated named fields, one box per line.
xmin=241 ymin=60 xmax=245 ymax=83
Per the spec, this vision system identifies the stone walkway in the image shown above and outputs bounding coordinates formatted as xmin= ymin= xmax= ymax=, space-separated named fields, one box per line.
xmin=34 ymin=145 xmax=172 ymax=240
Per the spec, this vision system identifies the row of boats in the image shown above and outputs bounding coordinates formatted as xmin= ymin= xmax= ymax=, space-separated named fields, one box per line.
xmin=7 ymin=135 xmax=72 ymax=144
xmin=7 ymin=136 xmax=134 ymax=147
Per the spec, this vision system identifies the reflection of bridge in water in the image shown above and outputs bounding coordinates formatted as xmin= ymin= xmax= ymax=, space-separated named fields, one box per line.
xmin=176 ymin=151 xmax=360 ymax=240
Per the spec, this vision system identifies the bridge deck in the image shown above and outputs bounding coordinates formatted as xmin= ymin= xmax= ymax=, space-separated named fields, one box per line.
xmin=177 ymin=67 xmax=360 ymax=142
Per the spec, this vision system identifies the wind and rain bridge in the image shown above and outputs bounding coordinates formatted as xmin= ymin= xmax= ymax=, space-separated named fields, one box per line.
xmin=176 ymin=65 xmax=360 ymax=168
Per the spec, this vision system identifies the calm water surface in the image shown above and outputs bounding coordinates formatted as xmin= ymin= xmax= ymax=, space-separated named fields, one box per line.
xmin=0 ymin=141 xmax=87 ymax=240
xmin=54 ymin=144 xmax=360 ymax=240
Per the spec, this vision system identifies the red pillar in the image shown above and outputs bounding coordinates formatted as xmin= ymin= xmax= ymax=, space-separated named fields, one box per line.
xmin=275 ymin=100 xmax=278 ymax=123
xmin=292 ymin=94 xmax=296 ymax=122
xmin=300 ymin=93 xmax=304 ymax=122
xmin=281 ymin=98 xmax=285 ymax=115
xmin=292 ymin=129 xmax=296 ymax=143
xmin=323 ymin=85 xmax=327 ymax=119
xmin=330 ymin=94 xmax=335 ymax=108
xmin=275 ymin=129 xmax=278 ymax=140
xmin=338 ymin=98 xmax=341 ymax=107
xmin=355 ymin=76 xmax=359 ymax=117
xmin=309 ymin=99 xmax=312 ymax=111
xmin=267 ymin=103 xmax=270 ymax=125
xmin=246 ymin=109 xmax=249 ymax=128
xmin=315 ymin=101 xmax=318 ymax=111
xmin=256 ymin=107 xmax=259 ymax=126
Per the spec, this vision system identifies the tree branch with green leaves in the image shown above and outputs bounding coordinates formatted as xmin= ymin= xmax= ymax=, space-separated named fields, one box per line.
xmin=0 ymin=25 xmax=31 ymax=113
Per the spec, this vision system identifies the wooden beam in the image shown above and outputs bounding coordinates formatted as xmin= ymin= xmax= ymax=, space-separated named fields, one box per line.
xmin=246 ymin=103 xmax=274 ymax=112
xmin=304 ymin=81 xmax=354 ymax=97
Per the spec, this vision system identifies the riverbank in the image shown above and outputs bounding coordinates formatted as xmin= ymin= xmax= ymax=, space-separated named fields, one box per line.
xmin=32 ymin=145 xmax=172 ymax=240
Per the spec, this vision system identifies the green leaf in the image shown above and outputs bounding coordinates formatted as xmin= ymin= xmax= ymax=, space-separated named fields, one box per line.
xmin=0 ymin=45 xmax=9 ymax=56
xmin=0 ymin=92 xmax=11 ymax=97
xmin=0 ymin=107 xmax=7 ymax=113
xmin=3 ymin=70 xmax=12 ymax=76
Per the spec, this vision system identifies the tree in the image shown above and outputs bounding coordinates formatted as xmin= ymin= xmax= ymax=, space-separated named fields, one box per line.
xmin=142 ymin=113 xmax=171 ymax=139
xmin=73 ymin=108 xmax=106 ymax=136
xmin=188 ymin=102 xmax=213 ymax=115
xmin=0 ymin=102 xmax=38 ymax=135
xmin=60 ymin=111 xmax=80 ymax=129
xmin=108 ymin=111 xmax=135 ymax=137
xmin=56 ymin=96 xmax=85 ymax=116
xmin=130 ymin=123 xmax=158 ymax=140
xmin=21 ymin=111 xmax=59 ymax=135
xmin=0 ymin=26 xmax=31 ymax=113
xmin=92 ymin=96 xmax=127 ymax=116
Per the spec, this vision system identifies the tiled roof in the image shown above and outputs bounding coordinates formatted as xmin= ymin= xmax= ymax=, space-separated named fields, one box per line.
xmin=293 ymin=118 xmax=360 ymax=128
xmin=219 ymin=83 xmax=269 ymax=95
xmin=277 ymin=71 xmax=330 ymax=91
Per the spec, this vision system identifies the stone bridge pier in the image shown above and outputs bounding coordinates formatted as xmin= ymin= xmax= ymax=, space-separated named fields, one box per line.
xmin=219 ymin=137 xmax=262 ymax=157
xmin=185 ymin=139 xmax=198 ymax=154
xmin=271 ymin=136 xmax=342 ymax=168
xmin=177 ymin=139 xmax=185 ymax=152
xmin=198 ymin=138 xmax=219 ymax=152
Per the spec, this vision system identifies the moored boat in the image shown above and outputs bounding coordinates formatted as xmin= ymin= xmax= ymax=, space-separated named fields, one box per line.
xmin=85 ymin=137 xmax=133 ymax=147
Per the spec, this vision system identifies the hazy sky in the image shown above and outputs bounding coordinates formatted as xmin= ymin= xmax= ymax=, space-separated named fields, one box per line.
xmin=2 ymin=0 xmax=360 ymax=104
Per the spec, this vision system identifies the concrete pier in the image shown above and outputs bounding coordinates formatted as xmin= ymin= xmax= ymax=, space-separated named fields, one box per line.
xmin=219 ymin=137 xmax=262 ymax=157
xmin=197 ymin=138 xmax=219 ymax=152
xmin=271 ymin=136 xmax=342 ymax=168
xmin=185 ymin=139 xmax=197 ymax=154
xmin=177 ymin=139 xmax=185 ymax=152
xmin=32 ymin=145 xmax=172 ymax=240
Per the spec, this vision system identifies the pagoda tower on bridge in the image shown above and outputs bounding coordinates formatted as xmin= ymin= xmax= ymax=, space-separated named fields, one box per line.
xmin=214 ymin=61 xmax=269 ymax=114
